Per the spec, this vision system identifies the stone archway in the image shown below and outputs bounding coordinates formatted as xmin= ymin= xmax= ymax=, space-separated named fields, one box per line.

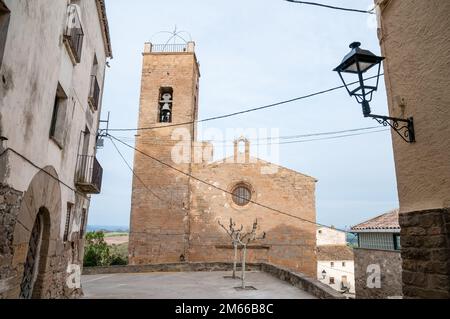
xmin=10 ymin=166 xmax=61 ymax=298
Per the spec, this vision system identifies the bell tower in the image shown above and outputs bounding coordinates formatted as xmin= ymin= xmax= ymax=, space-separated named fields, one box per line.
xmin=129 ymin=40 xmax=200 ymax=264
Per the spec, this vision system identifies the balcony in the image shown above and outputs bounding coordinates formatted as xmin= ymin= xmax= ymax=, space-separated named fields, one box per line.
xmin=88 ymin=75 xmax=100 ymax=111
xmin=75 ymin=155 xmax=103 ymax=194
xmin=63 ymin=5 xmax=84 ymax=64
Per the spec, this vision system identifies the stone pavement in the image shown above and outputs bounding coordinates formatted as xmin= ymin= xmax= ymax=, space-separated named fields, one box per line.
xmin=81 ymin=271 xmax=317 ymax=299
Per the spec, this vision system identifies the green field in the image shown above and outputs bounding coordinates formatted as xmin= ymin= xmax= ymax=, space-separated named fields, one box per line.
xmin=104 ymin=232 xmax=129 ymax=238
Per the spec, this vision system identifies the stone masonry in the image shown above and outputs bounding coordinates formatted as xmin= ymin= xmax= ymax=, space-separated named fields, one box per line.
xmin=376 ymin=0 xmax=450 ymax=298
xmin=129 ymin=43 xmax=318 ymax=277
xmin=353 ymin=248 xmax=402 ymax=299
xmin=399 ymin=209 xmax=450 ymax=299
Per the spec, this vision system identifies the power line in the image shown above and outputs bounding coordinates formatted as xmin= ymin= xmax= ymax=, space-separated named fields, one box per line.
xmin=118 ymin=127 xmax=389 ymax=146
xmin=107 ymin=134 xmax=352 ymax=234
xmin=1 ymin=148 xmax=89 ymax=200
xmin=116 ymin=126 xmax=383 ymax=142
xmin=285 ymin=0 xmax=376 ymax=14
xmin=109 ymin=138 xmax=168 ymax=203
xmin=108 ymin=74 xmax=383 ymax=132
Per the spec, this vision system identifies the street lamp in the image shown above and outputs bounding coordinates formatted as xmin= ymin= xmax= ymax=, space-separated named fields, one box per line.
xmin=334 ymin=42 xmax=415 ymax=143
xmin=322 ymin=270 xmax=327 ymax=280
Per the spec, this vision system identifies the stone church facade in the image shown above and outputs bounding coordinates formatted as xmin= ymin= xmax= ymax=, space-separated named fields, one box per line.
xmin=129 ymin=42 xmax=317 ymax=276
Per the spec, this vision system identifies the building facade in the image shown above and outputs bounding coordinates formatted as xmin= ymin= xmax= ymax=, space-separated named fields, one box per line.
xmin=375 ymin=0 xmax=450 ymax=298
xmin=351 ymin=209 xmax=402 ymax=299
xmin=0 ymin=0 xmax=111 ymax=298
xmin=129 ymin=42 xmax=318 ymax=276
xmin=316 ymin=227 xmax=355 ymax=295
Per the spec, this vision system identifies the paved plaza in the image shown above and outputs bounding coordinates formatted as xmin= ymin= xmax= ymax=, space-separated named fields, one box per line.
xmin=81 ymin=271 xmax=316 ymax=299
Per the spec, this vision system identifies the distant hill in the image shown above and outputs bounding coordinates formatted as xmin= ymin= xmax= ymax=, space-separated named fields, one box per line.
xmin=87 ymin=225 xmax=129 ymax=233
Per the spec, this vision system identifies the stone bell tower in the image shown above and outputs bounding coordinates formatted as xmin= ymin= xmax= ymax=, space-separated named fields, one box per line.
xmin=129 ymin=41 xmax=200 ymax=264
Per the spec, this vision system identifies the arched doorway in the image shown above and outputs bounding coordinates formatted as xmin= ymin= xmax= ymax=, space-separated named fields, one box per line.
xmin=10 ymin=166 xmax=61 ymax=298
xmin=19 ymin=210 xmax=44 ymax=299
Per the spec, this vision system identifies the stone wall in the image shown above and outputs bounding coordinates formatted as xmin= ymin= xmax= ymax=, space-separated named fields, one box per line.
xmin=376 ymin=0 xmax=450 ymax=298
xmin=128 ymin=47 xmax=317 ymax=277
xmin=399 ymin=209 xmax=450 ymax=298
xmin=190 ymin=158 xmax=317 ymax=277
xmin=0 ymin=184 xmax=23 ymax=298
xmin=0 ymin=168 xmax=83 ymax=299
xmin=354 ymin=248 xmax=402 ymax=299
xmin=128 ymin=50 xmax=200 ymax=265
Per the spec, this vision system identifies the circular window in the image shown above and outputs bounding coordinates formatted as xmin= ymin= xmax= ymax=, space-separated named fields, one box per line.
xmin=232 ymin=184 xmax=252 ymax=206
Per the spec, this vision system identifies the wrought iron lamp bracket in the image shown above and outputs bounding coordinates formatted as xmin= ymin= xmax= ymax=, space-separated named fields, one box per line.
xmin=368 ymin=114 xmax=416 ymax=143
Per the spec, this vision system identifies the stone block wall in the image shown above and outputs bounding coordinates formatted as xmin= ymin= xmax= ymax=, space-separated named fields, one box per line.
xmin=0 ymin=184 xmax=23 ymax=298
xmin=354 ymin=248 xmax=402 ymax=299
xmin=399 ymin=209 xmax=450 ymax=298
xmin=190 ymin=159 xmax=317 ymax=277
xmin=128 ymin=51 xmax=199 ymax=265
xmin=376 ymin=0 xmax=450 ymax=298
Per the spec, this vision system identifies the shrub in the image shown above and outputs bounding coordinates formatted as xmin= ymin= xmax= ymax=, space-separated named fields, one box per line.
xmin=83 ymin=231 xmax=111 ymax=267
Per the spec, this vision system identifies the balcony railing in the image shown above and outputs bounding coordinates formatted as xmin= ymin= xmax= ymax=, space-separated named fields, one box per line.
xmin=88 ymin=75 xmax=100 ymax=111
xmin=64 ymin=5 xmax=84 ymax=63
xmin=75 ymin=155 xmax=103 ymax=194
xmin=151 ymin=43 xmax=188 ymax=53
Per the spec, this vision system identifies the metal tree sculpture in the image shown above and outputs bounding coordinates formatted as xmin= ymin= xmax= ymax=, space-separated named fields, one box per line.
xmin=237 ymin=219 xmax=266 ymax=289
xmin=218 ymin=218 xmax=243 ymax=279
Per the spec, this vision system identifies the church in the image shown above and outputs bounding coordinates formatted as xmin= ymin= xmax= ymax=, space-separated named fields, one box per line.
xmin=128 ymin=41 xmax=318 ymax=276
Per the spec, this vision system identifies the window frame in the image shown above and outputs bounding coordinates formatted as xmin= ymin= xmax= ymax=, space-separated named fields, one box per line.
xmin=231 ymin=184 xmax=252 ymax=207
xmin=63 ymin=203 xmax=74 ymax=242
xmin=0 ymin=1 xmax=10 ymax=70
xmin=49 ymin=84 xmax=68 ymax=149
xmin=158 ymin=87 xmax=173 ymax=123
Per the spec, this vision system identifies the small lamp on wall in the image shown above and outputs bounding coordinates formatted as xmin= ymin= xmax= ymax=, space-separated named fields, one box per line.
xmin=321 ymin=270 xmax=327 ymax=280
xmin=334 ymin=42 xmax=415 ymax=143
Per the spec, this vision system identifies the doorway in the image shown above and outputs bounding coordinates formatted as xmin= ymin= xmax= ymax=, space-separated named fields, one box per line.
xmin=19 ymin=210 xmax=44 ymax=299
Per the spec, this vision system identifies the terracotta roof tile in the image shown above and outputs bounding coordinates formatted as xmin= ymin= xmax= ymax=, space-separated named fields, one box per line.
xmin=317 ymin=245 xmax=354 ymax=261
xmin=351 ymin=209 xmax=400 ymax=231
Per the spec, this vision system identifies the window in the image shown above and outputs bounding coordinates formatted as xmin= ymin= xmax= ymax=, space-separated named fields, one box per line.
xmin=159 ymin=87 xmax=173 ymax=123
xmin=329 ymin=277 xmax=335 ymax=285
xmin=232 ymin=184 xmax=252 ymax=206
xmin=341 ymin=276 xmax=348 ymax=289
xmin=80 ymin=208 xmax=87 ymax=238
xmin=49 ymin=84 xmax=68 ymax=148
xmin=330 ymin=262 xmax=334 ymax=268
xmin=0 ymin=1 xmax=10 ymax=69
xmin=359 ymin=232 xmax=396 ymax=251
xmin=342 ymin=262 xmax=346 ymax=267
xmin=88 ymin=55 xmax=100 ymax=111
xmin=64 ymin=203 xmax=73 ymax=242
xmin=394 ymin=234 xmax=401 ymax=250
xmin=64 ymin=4 xmax=84 ymax=64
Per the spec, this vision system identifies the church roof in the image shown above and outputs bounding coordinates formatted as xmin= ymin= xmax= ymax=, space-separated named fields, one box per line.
xmin=203 ymin=155 xmax=318 ymax=182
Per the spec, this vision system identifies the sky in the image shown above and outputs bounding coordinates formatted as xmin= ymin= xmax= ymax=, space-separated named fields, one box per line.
xmin=88 ymin=0 xmax=399 ymax=230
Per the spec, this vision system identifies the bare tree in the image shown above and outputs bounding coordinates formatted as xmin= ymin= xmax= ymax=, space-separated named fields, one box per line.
xmin=218 ymin=218 xmax=243 ymax=279
xmin=218 ymin=218 xmax=265 ymax=289
xmin=236 ymin=219 xmax=266 ymax=289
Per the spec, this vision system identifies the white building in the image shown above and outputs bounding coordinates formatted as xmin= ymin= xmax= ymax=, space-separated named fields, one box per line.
xmin=317 ymin=226 xmax=347 ymax=246
xmin=316 ymin=227 xmax=355 ymax=295
xmin=0 ymin=0 xmax=112 ymax=298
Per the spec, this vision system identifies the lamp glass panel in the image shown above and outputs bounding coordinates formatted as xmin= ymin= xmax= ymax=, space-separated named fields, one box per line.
xmin=358 ymin=61 xmax=376 ymax=73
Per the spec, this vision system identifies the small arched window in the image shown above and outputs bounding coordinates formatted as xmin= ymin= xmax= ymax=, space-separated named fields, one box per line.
xmin=232 ymin=184 xmax=252 ymax=206
xmin=159 ymin=87 xmax=173 ymax=123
